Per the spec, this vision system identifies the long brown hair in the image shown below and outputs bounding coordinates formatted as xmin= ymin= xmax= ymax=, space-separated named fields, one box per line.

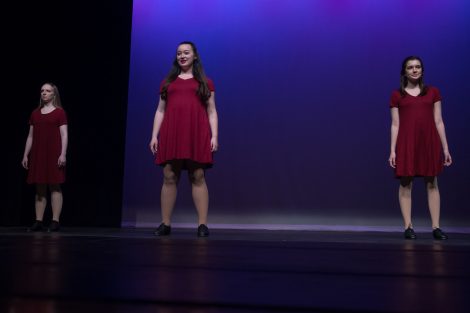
xmin=400 ymin=56 xmax=427 ymax=96
xmin=160 ymin=41 xmax=211 ymax=104
xmin=38 ymin=82 xmax=63 ymax=108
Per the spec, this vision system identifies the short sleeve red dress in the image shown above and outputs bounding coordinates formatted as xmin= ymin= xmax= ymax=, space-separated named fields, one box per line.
xmin=27 ymin=107 xmax=68 ymax=184
xmin=390 ymin=86 xmax=443 ymax=177
xmin=156 ymin=77 xmax=215 ymax=168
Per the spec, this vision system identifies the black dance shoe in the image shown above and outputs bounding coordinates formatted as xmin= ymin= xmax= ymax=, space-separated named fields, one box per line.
xmin=432 ymin=228 xmax=448 ymax=240
xmin=404 ymin=227 xmax=417 ymax=239
xmin=27 ymin=220 xmax=44 ymax=232
xmin=48 ymin=220 xmax=60 ymax=232
xmin=154 ymin=223 xmax=171 ymax=236
xmin=197 ymin=224 xmax=210 ymax=237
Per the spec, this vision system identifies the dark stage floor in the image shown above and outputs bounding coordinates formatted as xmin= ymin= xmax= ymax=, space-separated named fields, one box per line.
xmin=1 ymin=227 xmax=469 ymax=313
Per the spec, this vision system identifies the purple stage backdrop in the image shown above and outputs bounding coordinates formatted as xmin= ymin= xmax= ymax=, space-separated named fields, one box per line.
xmin=123 ymin=0 xmax=470 ymax=229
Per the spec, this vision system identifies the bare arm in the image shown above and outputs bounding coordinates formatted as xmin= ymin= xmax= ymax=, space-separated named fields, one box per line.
xmin=206 ymin=91 xmax=219 ymax=152
xmin=58 ymin=124 xmax=68 ymax=167
xmin=433 ymin=101 xmax=452 ymax=166
xmin=149 ymin=97 xmax=166 ymax=154
xmin=389 ymin=107 xmax=399 ymax=168
xmin=22 ymin=126 xmax=34 ymax=169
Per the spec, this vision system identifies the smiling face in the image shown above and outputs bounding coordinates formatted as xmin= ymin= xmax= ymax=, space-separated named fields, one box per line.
xmin=404 ymin=59 xmax=423 ymax=83
xmin=40 ymin=84 xmax=55 ymax=103
xmin=176 ymin=43 xmax=196 ymax=70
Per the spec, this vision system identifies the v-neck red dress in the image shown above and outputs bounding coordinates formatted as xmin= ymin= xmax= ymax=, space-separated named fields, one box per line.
xmin=156 ymin=77 xmax=215 ymax=167
xmin=390 ymin=86 xmax=443 ymax=177
xmin=27 ymin=107 xmax=67 ymax=184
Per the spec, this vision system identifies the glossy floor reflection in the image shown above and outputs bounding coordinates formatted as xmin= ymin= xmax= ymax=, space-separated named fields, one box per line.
xmin=0 ymin=227 xmax=469 ymax=312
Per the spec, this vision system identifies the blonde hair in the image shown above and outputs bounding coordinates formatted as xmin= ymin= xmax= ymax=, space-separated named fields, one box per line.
xmin=38 ymin=82 xmax=62 ymax=108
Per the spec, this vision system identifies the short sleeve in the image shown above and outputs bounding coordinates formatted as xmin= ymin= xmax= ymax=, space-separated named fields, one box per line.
xmin=159 ymin=79 xmax=166 ymax=94
xmin=207 ymin=78 xmax=215 ymax=92
xmin=58 ymin=108 xmax=68 ymax=126
xmin=430 ymin=86 xmax=442 ymax=103
xmin=389 ymin=90 xmax=401 ymax=108
xmin=28 ymin=111 xmax=34 ymax=125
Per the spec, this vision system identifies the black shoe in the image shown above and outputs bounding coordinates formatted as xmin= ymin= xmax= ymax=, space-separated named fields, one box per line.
xmin=197 ymin=224 xmax=210 ymax=237
xmin=404 ymin=227 xmax=417 ymax=239
xmin=48 ymin=220 xmax=60 ymax=232
xmin=27 ymin=220 xmax=44 ymax=232
xmin=433 ymin=228 xmax=448 ymax=240
xmin=154 ymin=223 xmax=171 ymax=236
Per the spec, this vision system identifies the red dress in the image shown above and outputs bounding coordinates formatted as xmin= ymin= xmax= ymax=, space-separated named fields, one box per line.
xmin=27 ymin=108 xmax=67 ymax=184
xmin=390 ymin=86 xmax=443 ymax=177
xmin=156 ymin=77 xmax=215 ymax=167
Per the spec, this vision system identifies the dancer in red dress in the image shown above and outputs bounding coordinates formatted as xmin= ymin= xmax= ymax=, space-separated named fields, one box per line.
xmin=149 ymin=41 xmax=218 ymax=237
xmin=388 ymin=56 xmax=452 ymax=240
xmin=22 ymin=83 xmax=68 ymax=232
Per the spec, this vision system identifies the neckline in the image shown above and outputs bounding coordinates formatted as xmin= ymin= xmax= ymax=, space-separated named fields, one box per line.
xmin=177 ymin=76 xmax=194 ymax=81
xmin=404 ymin=90 xmax=420 ymax=98
xmin=41 ymin=107 xmax=57 ymax=115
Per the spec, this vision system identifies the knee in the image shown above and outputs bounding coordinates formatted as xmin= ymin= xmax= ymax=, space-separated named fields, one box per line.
xmin=163 ymin=173 xmax=178 ymax=185
xmin=425 ymin=177 xmax=438 ymax=190
xmin=427 ymin=181 xmax=438 ymax=190
xmin=189 ymin=170 xmax=205 ymax=186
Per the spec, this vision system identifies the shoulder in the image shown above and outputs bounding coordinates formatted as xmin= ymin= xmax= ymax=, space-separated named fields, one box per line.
xmin=55 ymin=108 xmax=68 ymax=124
xmin=206 ymin=77 xmax=215 ymax=90
xmin=30 ymin=108 xmax=39 ymax=118
xmin=55 ymin=107 xmax=67 ymax=115
xmin=30 ymin=108 xmax=41 ymax=118
xmin=390 ymin=89 xmax=401 ymax=97
xmin=426 ymin=85 xmax=442 ymax=101
xmin=426 ymin=85 xmax=440 ymax=94
xmin=389 ymin=89 xmax=402 ymax=108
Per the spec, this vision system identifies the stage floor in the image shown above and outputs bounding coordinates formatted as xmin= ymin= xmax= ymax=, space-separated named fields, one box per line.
xmin=1 ymin=227 xmax=469 ymax=312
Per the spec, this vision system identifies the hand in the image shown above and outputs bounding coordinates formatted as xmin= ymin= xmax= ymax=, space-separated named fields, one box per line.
xmin=22 ymin=156 xmax=28 ymax=169
xmin=149 ymin=137 xmax=158 ymax=154
xmin=211 ymin=137 xmax=218 ymax=152
xmin=58 ymin=155 xmax=66 ymax=167
xmin=443 ymin=150 xmax=452 ymax=166
xmin=388 ymin=152 xmax=396 ymax=168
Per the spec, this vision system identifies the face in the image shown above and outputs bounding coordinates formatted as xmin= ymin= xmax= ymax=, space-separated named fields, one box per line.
xmin=40 ymin=84 xmax=55 ymax=103
xmin=404 ymin=59 xmax=422 ymax=82
xmin=176 ymin=44 xmax=196 ymax=69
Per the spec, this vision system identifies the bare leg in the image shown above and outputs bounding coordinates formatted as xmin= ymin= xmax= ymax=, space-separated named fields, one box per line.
xmin=189 ymin=168 xmax=209 ymax=225
xmin=426 ymin=177 xmax=441 ymax=229
xmin=399 ymin=177 xmax=413 ymax=228
xmin=161 ymin=164 xmax=180 ymax=225
xmin=35 ymin=184 xmax=47 ymax=221
xmin=50 ymin=184 xmax=63 ymax=222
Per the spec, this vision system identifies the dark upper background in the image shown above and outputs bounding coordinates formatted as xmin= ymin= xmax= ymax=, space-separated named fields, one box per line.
xmin=4 ymin=0 xmax=132 ymax=226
